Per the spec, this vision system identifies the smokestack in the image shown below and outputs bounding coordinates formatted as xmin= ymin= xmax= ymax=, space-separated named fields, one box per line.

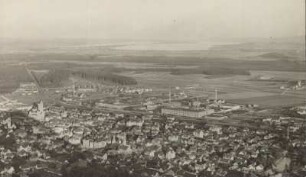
xmin=215 ymin=89 xmax=218 ymax=101
xmin=72 ymin=80 xmax=76 ymax=94
xmin=169 ymin=87 xmax=172 ymax=103
xmin=287 ymin=126 xmax=290 ymax=140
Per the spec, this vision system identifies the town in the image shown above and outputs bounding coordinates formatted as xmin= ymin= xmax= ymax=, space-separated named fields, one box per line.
xmin=0 ymin=1 xmax=305 ymax=176
xmin=0 ymin=83 xmax=305 ymax=177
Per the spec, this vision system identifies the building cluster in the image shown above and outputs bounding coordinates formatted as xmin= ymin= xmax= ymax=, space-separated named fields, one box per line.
xmin=61 ymin=92 xmax=87 ymax=104
xmin=95 ymin=100 xmax=128 ymax=109
xmin=280 ymin=80 xmax=305 ymax=90
xmin=120 ymin=87 xmax=153 ymax=94
xmin=161 ymin=97 xmax=241 ymax=119
xmin=0 ymin=95 xmax=304 ymax=177
xmin=292 ymin=105 xmax=306 ymax=115
xmin=0 ymin=112 xmax=59 ymax=177
xmin=68 ymin=81 xmax=153 ymax=95
xmin=74 ymin=83 xmax=97 ymax=93
xmin=0 ymin=96 xmax=30 ymax=112
xmin=14 ymin=82 xmax=39 ymax=96
xmin=0 ymin=100 xmax=304 ymax=177
xmin=161 ymin=107 xmax=214 ymax=118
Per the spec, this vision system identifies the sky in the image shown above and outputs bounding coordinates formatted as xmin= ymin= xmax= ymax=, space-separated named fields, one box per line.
xmin=0 ymin=0 xmax=305 ymax=41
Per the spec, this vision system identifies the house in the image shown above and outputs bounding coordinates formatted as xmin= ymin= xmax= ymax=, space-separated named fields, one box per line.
xmin=209 ymin=126 xmax=223 ymax=135
xmin=82 ymin=139 xmax=107 ymax=149
xmin=272 ymin=156 xmax=291 ymax=173
xmin=168 ymin=135 xmax=179 ymax=142
xmin=32 ymin=126 xmax=48 ymax=134
xmin=126 ymin=117 xmax=144 ymax=127
xmin=193 ymin=130 xmax=204 ymax=138
xmin=166 ymin=149 xmax=176 ymax=160
xmin=118 ymin=145 xmax=133 ymax=154
xmin=0 ymin=166 xmax=15 ymax=176
xmin=144 ymin=146 xmax=157 ymax=158
xmin=68 ymin=135 xmax=82 ymax=145
xmin=157 ymin=151 xmax=165 ymax=160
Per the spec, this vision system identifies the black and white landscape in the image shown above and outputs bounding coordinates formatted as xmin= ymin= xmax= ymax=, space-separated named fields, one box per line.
xmin=0 ymin=0 xmax=305 ymax=177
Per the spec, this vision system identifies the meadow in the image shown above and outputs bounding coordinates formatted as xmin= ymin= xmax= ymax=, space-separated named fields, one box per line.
xmin=0 ymin=37 xmax=304 ymax=108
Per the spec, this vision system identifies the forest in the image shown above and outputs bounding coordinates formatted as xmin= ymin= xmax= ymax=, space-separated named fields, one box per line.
xmin=72 ymin=70 xmax=137 ymax=85
xmin=36 ymin=69 xmax=70 ymax=88
xmin=35 ymin=69 xmax=137 ymax=88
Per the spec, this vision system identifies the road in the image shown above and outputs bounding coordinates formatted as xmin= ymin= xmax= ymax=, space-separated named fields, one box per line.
xmin=1 ymin=95 xmax=11 ymax=102
xmin=23 ymin=63 xmax=42 ymax=91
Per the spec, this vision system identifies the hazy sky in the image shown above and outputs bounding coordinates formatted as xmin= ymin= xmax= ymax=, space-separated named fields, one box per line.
xmin=0 ymin=0 xmax=305 ymax=40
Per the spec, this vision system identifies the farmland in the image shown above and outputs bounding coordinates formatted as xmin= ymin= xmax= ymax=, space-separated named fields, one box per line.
xmin=0 ymin=37 xmax=305 ymax=108
xmin=124 ymin=70 xmax=306 ymax=107
xmin=229 ymin=95 xmax=306 ymax=107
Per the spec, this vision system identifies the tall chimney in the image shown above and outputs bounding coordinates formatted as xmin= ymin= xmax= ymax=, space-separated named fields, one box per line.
xmin=169 ymin=87 xmax=172 ymax=103
xmin=215 ymin=89 xmax=218 ymax=101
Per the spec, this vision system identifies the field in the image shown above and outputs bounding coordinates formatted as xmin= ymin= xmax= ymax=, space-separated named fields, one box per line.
xmin=0 ymin=37 xmax=305 ymax=108
xmin=229 ymin=95 xmax=306 ymax=107
xmin=1 ymin=61 xmax=304 ymax=108
xmin=0 ymin=64 xmax=33 ymax=94
xmin=124 ymin=70 xmax=306 ymax=107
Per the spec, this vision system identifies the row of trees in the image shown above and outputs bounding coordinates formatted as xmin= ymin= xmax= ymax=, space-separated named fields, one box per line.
xmin=37 ymin=69 xmax=70 ymax=87
xmin=170 ymin=67 xmax=250 ymax=76
xmin=35 ymin=68 xmax=138 ymax=88
xmin=72 ymin=70 xmax=137 ymax=85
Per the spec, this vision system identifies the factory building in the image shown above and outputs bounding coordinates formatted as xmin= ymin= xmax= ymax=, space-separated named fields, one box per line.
xmin=161 ymin=107 xmax=214 ymax=118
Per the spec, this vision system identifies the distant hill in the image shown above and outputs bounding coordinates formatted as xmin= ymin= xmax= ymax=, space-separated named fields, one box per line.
xmin=211 ymin=36 xmax=305 ymax=61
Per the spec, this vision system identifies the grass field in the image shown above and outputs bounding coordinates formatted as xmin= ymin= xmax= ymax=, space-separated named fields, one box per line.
xmin=0 ymin=38 xmax=304 ymax=108
xmin=250 ymin=71 xmax=306 ymax=81
xmin=0 ymin=64 xmax=33 ymax=94
xmin=124 ymin=70 xmax=306 ymax=107
xmin=229 ymin=95 xmax=306 ymax=107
